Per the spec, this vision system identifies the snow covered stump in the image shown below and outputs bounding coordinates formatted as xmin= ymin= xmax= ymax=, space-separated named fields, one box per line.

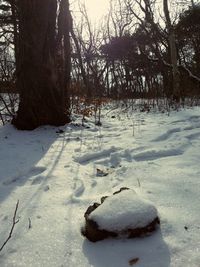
xmin=82 ymin=188 xmax=160 ymax=242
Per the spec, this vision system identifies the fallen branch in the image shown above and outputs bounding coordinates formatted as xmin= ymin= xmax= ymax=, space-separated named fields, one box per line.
xmin=0 ymin=200 xmax=19 ymax=252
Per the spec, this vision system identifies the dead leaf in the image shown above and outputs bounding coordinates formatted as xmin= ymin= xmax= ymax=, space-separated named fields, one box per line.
xmin=129 ymin=257 xmax=139 ymax=265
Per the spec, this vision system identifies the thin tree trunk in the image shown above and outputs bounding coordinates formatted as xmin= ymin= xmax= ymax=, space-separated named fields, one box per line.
xmin=163 ymin=0 xmax=180 ymax=103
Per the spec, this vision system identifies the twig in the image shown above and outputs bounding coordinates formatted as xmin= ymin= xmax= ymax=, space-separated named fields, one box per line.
xmin=137 ymin=178 xmax=141 ymax=187
xmin=28 ymin=218 xmax=32 ymax=229
xmin=132 ymin=119 xmax=135 ymax=137
xmin=0 ymin=200 xmax=19 ymax=252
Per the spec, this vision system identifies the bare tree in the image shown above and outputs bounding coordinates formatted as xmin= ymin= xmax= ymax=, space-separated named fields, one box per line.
xmin=163 ymin=0 xmax=180 ymax=103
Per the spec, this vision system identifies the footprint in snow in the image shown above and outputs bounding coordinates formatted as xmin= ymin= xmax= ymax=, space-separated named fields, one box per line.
xmin=171 ymin=115 xmax=200 ymax=125
xmin=186 ymin=132 xmax=200 ymax=141
xmin=3 ymin=166 xmax=46 ymax=186
xmin=73 ymin=179 xmax=85 ymax=197
xmin=31 ymin=175 xmax=45 ymax=185
xmin=152 ymin=128 xmax=181 ymax=142
xmin=3 ymin=175 xmax=22 ymax=185
xmin=91 ymin=180 xmax=97 ymax=187
xmin=189 ymin=115 xmax=200 ymax=121
xmin=44 ymin=185 xmax=50 ymax=191
xmin=28 ymin=166 xmax=46 ymax=177
xmin=74 ymin=146 xmax=118 ymax=164
xmin=133 ymin=148 xmax=184 ymax=161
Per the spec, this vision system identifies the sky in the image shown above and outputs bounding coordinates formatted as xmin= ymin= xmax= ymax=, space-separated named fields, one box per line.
xmin=84 ymin=0 xmax=109 ymax=21
xmin=71 ymin=0 xmax=194 ymax=28
xmin=71 ymin=0 xmax=109 ymax=23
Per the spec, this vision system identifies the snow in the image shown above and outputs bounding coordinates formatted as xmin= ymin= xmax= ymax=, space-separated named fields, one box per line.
xmin=74 ymin=146 xmax=118 ymax=164
xmin=89 ymin=189 xmax=158 ymax=231
xmin=0 ymin=105 xmax=200 ymax=266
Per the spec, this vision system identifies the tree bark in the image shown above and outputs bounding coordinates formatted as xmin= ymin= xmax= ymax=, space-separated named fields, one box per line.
xmin=163 ymin=0 xmax=180 ymax=103
xmin=12 ymin=0 xmax=71 ymax=130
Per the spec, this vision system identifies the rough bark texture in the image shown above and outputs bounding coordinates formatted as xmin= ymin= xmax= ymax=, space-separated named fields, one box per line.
xmin=12 ymin=0 xmax=71 ymax=130
xmin=81 ymin=188 xmax=160 ymax=242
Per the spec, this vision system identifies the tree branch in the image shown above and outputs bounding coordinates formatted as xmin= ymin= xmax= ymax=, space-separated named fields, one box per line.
xmin=0 ymin=200 xmax=19 ymax=253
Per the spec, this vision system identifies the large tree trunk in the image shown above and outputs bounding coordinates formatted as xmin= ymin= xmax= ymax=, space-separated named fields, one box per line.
xmin=12 ymin=0 xmax=71 ymax=130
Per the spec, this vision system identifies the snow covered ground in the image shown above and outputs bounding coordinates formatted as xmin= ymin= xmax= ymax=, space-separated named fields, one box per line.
xmin=0 ymin=105 xmax=200 ymax=267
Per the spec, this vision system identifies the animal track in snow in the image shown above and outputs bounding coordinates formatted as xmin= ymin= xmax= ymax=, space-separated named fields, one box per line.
xmin=28 ymin=166 xmax=46 ymax=177
xmin=44 ymin=185 xmax=50 ymax=191
xmin=3 ymin=166 xmax=46 ymax=186
xmin=31 ymin=175 xmax=45 ymax=185
xmin=152 ymin=128 xmax=181 ymax=142
xmin=73 ymin=179 xmax=85 ymax=197
xmin=3 ymin=175 xmax=22 ymax=185
xmin=183 ymin=124 xmax=200 ymax=131
xmin=133 ymin=148 xmax=184 ymax=162
xmin=188 ymin=115 xmax=200 ymax=121
xmin=74 ymin=146 xmax=119 ymax=164
xmin=91 ymin=180 xmax=97 ymax=187
xmin=185 ymin=132 xmax=200 ymax=141
xmin=69 ymin=179 xmax=90 ymax=205
xmin=171 ymin=116 xmax=200 ymax=125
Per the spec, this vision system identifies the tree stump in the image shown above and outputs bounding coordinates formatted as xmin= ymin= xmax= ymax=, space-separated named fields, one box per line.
xmin=82 ymin=188 xmax=160 ymax=242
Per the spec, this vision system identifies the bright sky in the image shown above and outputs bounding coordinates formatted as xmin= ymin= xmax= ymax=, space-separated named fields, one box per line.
xmin=84 ymin=0 xmax=109 ymax=21
xmin=71 ymin=0 xmax=195 ymax=25
xmin=71 ymin=0 xmax=109 ymax=23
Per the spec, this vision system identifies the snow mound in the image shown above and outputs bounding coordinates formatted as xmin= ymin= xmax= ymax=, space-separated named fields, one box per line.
xmin=74 ymin=146 xmax=118 ymax=164
xmin=89 ymin=189 xmax=158 ymax=232
xmin=82 ymin=188 xmax=160 ymax=242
